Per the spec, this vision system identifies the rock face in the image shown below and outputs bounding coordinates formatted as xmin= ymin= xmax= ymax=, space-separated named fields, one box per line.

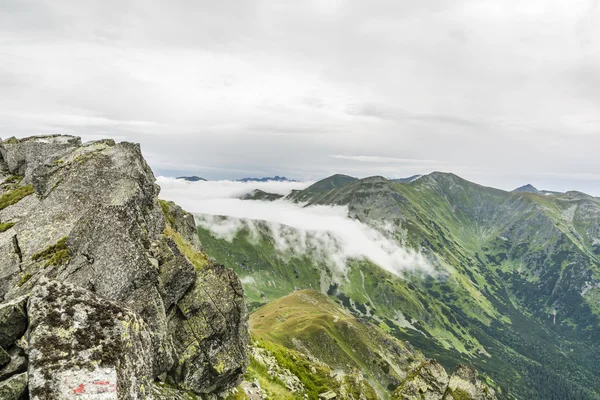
xmin=0 ymin=135 xmax=249 ymax=398
xmin=394 ymin=360 xmax=497 ymax=400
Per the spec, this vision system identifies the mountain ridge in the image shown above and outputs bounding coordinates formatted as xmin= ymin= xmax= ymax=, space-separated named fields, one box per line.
xmin=198 ymin=171 xmax=600 ymax=399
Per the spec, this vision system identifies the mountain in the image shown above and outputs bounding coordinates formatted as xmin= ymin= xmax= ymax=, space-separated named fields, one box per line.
xmin=199 ymin=171 xmax=600 ymax=399
xmin=240 ymin=189 xmax=284 ymax=201
xmin=512 ymin=184 xmax=562 ymax=196
xmin=0 ymin=136 xmax=248 ymax=399
xmin=512 ymin=184 xmax=539 ymax=193
xmin=238 ymin=176 xmax=296 ymax=182
xmin=176 ymin=175 xmax=206 ymax=181
xmin=248 ymin=290 xmax=496 ymax=400
xmin=286 ymin=173 xmax=358 ymax=203
xmin=391 ymin=174 xmax=422 ymax=183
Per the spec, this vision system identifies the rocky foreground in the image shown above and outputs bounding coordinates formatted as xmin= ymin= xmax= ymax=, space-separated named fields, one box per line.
xmin=0 ymin=136 xmax=248 ymax=399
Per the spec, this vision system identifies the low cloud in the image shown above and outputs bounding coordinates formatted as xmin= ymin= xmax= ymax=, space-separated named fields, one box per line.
xmin=157 ymin=177 xmax=433 ymax=276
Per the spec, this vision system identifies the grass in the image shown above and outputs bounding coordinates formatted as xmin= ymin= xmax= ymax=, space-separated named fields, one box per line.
xmin=0 ymin=185 xmax=34 ymax=211
xmin=164 ymin=225 xmax=208 ymax=270
xmin=0 ymin=222 xmax=15 ymax=232
xmin=250 ymin=290 xmax=418 ymax=397
xmin=159 ymin=199 xmax=208 ymax=270
xmin=31 ymin=237 xmax=71 ymax=266
xmin=17 ymin=273 xmax=32 ymax=287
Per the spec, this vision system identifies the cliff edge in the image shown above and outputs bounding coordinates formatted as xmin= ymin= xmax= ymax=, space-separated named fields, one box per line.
xmin=0 ymin=135 xmax=249 ymax=399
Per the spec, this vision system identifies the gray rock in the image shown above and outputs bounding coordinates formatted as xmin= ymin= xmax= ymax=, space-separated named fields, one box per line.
xmin=444 ymin=365 xmax=497 ymax=400
xmin=0 ymin=346 xmax=28 ymax=381
xmin=0 ymin=296 xmax=27 ymax=349
xmin=161 ymin=200 xmax=202 ymax=251
xmin=0 ymin=135 xmax=81 ymax=184
xmin=0 ymin=346 xmax=9 ymax=367
xmin=157 ymin=238 xmax=196 ymax=310
xmin=0 ymin=372 xmax=27 ymax=400
xmin=0 ymin=237 xmax=22 ymax=301
xmin=394 ymin=360 xmax=449 ymax=400
xmin=169 ymin=262 xmax=249 ymax=394
xmin=27 ymin=280 xmax=154 ymax=399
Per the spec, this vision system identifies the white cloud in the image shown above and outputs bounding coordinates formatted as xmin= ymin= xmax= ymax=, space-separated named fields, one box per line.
xmin=330 ymin=155 xmax=441 ymax=164
xmin=2 ymin=1 xmax=600 ymax=194
xmin=157 ymin=177 xmax=433 ymax=276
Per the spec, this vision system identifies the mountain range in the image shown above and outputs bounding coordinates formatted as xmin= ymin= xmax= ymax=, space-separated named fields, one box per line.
xmin=176 ymin=175 xmax=297 ymax=183
xmin=197 ymin=171 xmax=600 ymax=399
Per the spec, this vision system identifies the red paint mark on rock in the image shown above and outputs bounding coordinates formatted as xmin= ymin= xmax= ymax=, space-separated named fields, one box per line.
xmin=93 ymin=380 xmax=110 ymax=385
xmin=73 ymin=384 xmax=86 ymax=394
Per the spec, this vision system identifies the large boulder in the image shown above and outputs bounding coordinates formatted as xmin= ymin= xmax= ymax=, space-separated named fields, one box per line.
xmin=27 ymin=280 xmax=154 ymax=399
xmin=0 ymin=135 xmax=81 ymax=183
xmin=394 ymin=360 xmax=449 ymax=400
xmin=444 ymin=365 xmax=497 ymax=400
xmin=169 ymin=262 xmax=249 ymax=394
xmin=0 ymin=296 xmax=27 ymax=349
xmin=0 ymin=372 xmax=27 ymax=400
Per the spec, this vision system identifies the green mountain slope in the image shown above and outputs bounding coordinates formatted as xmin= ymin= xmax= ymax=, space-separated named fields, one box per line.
xmin=198 ymin=172 xmax=600 ymax=399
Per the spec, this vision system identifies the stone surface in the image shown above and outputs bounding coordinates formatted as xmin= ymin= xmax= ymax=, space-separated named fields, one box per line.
xmin=0 ymin=296 xmax=27 ymax=349
xmin=445 ymin=365 xmax=497 ymax=400
xmin=156 ymin=238 xmax=196 ymax=310
xmin=169 ymin=262 xmax=249 ymax=394
xmin=0 ymin=372 xmax=28 ymax=400
xmin=0 ymin=135 xmax=81 ymax=183
xmin=160 ymin=200 xmax=202 ymax=251
xmin=0 ymin=345 xmax=28 ymax=381
xmin=394 ymin=360 xmax=449 ymax=400
xmin=393 ymin=360 xmax=497 ymax=400
xmin=0 ymin=346 xmax=10 ymax=367
xmin=27 ymin=280 xmax=154 ymax=399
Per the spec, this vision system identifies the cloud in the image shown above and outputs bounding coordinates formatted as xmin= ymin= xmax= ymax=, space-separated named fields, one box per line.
xmin=157 ymin=177 xmax=433 ymax=276
xmin=330 ymin=155 xmax=440 ymax=164
xmin=1 ymin=0 xmax=600 ymax=194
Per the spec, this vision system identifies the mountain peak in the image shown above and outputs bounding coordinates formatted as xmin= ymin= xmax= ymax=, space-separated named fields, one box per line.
xmin=176 ymin=175 xmax=206 ymax=182
xmin=512 ymin=184 xmax=539 ymax=193
xmin=237 ymin=176 xmax=296 ymax=182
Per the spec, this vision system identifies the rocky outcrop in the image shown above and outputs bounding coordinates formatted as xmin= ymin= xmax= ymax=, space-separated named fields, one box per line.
xmin=394 ymin=360 xmax=496 ymax=400
xmin=0 ymin=135 xmax=249 ymax=398
xmin=444 ymin=365 xmax=497 ymax=400
xmin=394 ymin=360 xmax=449 ymax=400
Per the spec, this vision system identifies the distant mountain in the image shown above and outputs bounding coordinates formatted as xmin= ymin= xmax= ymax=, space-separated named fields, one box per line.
xmin=286 ymin=174 xmax=358 ymax=203
xmin=239 ymin=189 xmax=283 ymax=201
xmin=237 ymin=175 xmax=296 ymax=183
xmin=176 ymin=175 xmax=206 ymax=182
xmin=512 ymin=184 xmax=539 ymax=193
xmin=512 ymin=184 xmax=562 ymax=196
xmin=198 ymin=171 xmax=600 ymax=399
xmin=391 ymin=174 xmax=422 ymax=183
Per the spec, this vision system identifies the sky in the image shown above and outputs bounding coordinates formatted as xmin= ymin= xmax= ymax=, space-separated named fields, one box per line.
xmin=1 ymin=0 xmax=600 ymax=194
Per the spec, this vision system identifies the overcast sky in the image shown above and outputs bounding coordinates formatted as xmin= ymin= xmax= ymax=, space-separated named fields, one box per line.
xmin=1 ymin=1 xmax=599 ymax=193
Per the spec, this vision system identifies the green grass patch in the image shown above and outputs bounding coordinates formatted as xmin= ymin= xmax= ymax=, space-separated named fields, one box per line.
xmin=0 ymin=222 xmax=15 ymax=232
xmin=31 ymin=237 xmax=71 ymax=266
xmin=159 ymin=199 xmax=177 ymax=227
xmin=0 ymin=185 xmax=34 ymax=211
xmin=17 ymin=273 xmax=32 ymax=287
xmin=159 ymin=199 xmax=208 ymax=270
xmin=165 ymin=225 xmax=208 ymax=270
